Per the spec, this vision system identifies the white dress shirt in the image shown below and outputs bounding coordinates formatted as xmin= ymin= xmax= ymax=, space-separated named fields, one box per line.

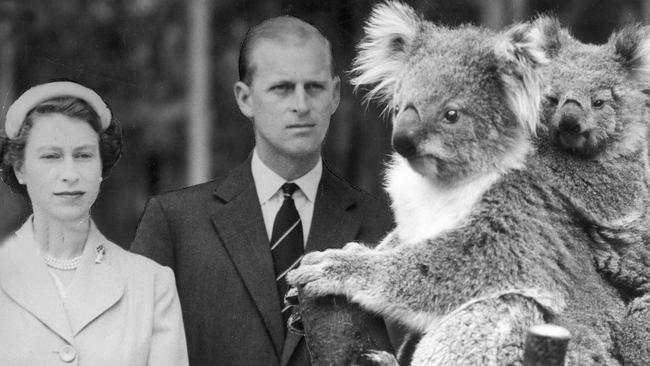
xmin=251 ymin=149 xmax=322 ymax=246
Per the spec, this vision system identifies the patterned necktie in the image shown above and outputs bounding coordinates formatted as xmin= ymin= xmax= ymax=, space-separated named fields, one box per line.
xmin=270 ymin=182 xmax=304 ymax=328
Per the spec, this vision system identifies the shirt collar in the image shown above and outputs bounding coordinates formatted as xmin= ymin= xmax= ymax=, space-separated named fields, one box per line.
xmin=251 ymin=148 xmax=322 ymax=203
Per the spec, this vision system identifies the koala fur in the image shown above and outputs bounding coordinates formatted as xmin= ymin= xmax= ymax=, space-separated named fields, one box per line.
xmin=535 ymin=19 xmax=650 ymax=365
xmin=288 ymin=3 xmax=631 ymax=365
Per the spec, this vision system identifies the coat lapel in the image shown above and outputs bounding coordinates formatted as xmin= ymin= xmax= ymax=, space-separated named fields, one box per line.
xmin=211 ymin=159 xmax=285 ymax=358
xmin=0 ymin=221 xmax=74 ymax=344
xmin=306 ymin=166 xmax=360 ymax=253
xmin=65 ymin=222 xmax=125 ymax=336
xmin=281 ymin=166 xmax=361 ymax=365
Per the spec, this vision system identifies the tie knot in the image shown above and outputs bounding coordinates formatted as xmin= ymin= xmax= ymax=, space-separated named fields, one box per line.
xmin=281 ymin=182 xmax=299 ymax=197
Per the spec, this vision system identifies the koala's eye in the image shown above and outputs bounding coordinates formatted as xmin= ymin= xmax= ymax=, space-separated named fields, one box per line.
xmin=443 ymin=109 xmax=459 ymax=124
xmin=592 ymin=99 xmax=605 ymax=108
xmin=546 ymin=96 xmax=559 ymax=106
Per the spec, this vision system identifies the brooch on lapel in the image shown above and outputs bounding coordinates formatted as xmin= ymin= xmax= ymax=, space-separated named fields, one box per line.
xmin=95 ymin=245 xmax=106 ymax=264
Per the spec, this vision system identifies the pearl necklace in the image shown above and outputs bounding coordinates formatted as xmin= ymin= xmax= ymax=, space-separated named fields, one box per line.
xmin=43 ymin=254 xmax=82 ymax=271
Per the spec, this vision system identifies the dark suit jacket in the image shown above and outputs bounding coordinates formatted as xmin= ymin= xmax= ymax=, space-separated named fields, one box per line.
xmin=130 ymin=157 xmax=393 ymax=366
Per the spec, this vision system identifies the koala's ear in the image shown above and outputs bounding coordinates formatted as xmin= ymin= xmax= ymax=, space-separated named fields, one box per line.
xmin=610 ymin=25 xmax=650 ymax=84
xmin=493 ymin=21 xmax=554 ymax=135
xmin=530 ymin=16 xmax=564 ymax=59
xmin=350 ymin=1 xmax=421 ymax=108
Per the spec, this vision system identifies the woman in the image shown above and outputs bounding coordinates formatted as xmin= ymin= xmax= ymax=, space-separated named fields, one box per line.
xmin=0 ymin=81 xmax=188 ymax=365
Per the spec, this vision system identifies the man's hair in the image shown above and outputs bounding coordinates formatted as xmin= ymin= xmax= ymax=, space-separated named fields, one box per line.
xmin=237 ymin=15 xmax=337 ymax=85
xmin=0 ymin=96 xmax=123 ymax=196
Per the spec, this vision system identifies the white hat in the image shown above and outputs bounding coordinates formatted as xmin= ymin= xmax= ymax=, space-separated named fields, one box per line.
xmin=4 ymin=81 xmax=112 ymax=139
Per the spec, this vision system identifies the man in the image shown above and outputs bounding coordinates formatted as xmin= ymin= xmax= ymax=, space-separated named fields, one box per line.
xmin=131 ymin=15 xmax=393 ymax=366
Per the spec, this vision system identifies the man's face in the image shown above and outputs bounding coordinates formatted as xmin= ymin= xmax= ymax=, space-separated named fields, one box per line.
xmin=235 ymin=36 xmax=340 ymax=163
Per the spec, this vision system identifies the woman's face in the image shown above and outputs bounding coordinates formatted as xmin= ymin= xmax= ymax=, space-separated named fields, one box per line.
xmin=15 ymin=113 xmax=102 ymax=224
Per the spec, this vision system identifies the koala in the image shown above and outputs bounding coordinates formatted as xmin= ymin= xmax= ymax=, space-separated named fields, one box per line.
xmin=287 ymin=3 xmax=628 ymax=365
xmin=534 ymin=19 xmax=650 ymax=365
xmin=536 ymin=20 xmax=650 ymax=297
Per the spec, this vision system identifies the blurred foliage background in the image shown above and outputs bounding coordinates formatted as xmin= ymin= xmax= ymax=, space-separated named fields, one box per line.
xmin=1 ymin=0 xmax=649 ymax=247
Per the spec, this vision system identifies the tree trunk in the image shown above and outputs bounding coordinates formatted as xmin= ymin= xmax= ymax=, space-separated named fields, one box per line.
xmin=296 ymin=289 xmax=394 ymax=366
xmin=187 ymin=0 xmax=212 ymax=185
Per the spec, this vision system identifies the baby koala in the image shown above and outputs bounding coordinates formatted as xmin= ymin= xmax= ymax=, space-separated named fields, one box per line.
xmin=537 ymin=19 xmax=650 ymax=297
xmin=289 ymin=3 xmax=628 ymax=365
xmin=536 ymin=19 xmax=650 ymax=365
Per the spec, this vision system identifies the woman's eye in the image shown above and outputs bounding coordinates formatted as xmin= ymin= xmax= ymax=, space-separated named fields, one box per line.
xmin=443 ymin=109 xmax=459 ymax=124
xmin=546 ymin=96 xmax=559 ymax=106
xmin=592 ymin=99 xmax=605 ymax=108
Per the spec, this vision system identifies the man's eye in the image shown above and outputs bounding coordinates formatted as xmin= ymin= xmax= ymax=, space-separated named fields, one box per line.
xmin=306 ymin=84 xmax=325 ymax=91
xmin=41 ymin=154 xmax=60 ymax=160
xmin=272 ymin=84 xmax=292 ymax=91
xmin=76 ymin=153 xmax=94 ymax=159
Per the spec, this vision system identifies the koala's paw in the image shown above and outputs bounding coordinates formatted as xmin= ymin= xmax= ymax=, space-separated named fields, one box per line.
xmin=299 ymin=242 xmax=369 ymax=266
xmin=287 ymin=248 xmax=366 ymax=297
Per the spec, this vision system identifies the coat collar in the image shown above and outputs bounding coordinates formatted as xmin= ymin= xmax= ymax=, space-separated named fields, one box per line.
xmin=0 ymin=217 xmax=124 ymax=341
xmin=64 ymin=220 xmax=125 ymax=336
xmin=212 ymin=157 xmax=361 ymax=365
xmin=212 ymin=157 xmax=285 ymax=358
xmin=306 ymin=163 xmax=360 ymax=253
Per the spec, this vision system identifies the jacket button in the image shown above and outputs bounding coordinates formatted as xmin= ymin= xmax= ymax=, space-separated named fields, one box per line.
xmin=59 ymin=345 xmax=76 ymax=362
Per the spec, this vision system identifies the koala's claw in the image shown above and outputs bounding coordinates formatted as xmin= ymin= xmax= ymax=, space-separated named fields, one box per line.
xmin=284 ymin=287 xmax=300 ymax=306
xmin=287 ymin=310 xmax=305 ymax=335
xmin=287 ymin=263 xmax=327 ymax=286
xmin=356 ymin=350 xmax=399 ymax=366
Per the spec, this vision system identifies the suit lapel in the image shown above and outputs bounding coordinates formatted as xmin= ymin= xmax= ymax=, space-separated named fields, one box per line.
xmin=65 ymin=223 xmax=125 ymax=336
xmin=306 ymin=166 xmax=360 ymax=253
xmin=281 ymin=166 xmax=361 ymax=365
xmin=211 ymin=159 xmax=285 ymax=358
xmin=0 ymin=222 xmax=74 ymax=344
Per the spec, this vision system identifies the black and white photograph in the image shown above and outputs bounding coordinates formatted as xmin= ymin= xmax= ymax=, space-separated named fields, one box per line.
xmin=1 ymin=0 xmax=649 ymax=365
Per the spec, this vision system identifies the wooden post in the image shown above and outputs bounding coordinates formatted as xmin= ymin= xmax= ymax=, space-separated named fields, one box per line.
xmin=186 ymin=0 xmax=212 ymax=185
xmin=295 ymin=289 xmax=394 ymax=366
xmin=523 ymin=324 xmax=571 ymax=366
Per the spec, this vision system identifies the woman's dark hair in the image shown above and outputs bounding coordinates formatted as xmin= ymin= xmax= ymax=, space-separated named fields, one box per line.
xmin=0 ymin=96 xmax=123 ymax=196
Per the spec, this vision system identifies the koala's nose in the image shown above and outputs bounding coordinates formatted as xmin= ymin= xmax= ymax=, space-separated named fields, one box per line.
xmin=559 ymin=117 xmax=582 ymax=135
xmin=558 ymin=103 xmax=584 ymax=136
xmin=392 ymin=107 xmax=421 ymax=159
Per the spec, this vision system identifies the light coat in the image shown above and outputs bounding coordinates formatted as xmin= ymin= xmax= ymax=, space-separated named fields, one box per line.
xmin=0 ymin=219 xmax=189 ymax=366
